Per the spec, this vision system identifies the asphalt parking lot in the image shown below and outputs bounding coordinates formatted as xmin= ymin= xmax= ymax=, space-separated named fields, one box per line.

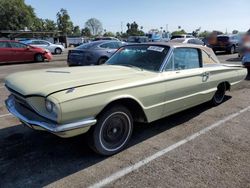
xmin=0 ymin=52 xmax=249 ymax=188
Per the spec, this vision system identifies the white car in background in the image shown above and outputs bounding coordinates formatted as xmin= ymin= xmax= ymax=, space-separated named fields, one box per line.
xmin=170 ymin=38 xmax=205 ymax=45
xmin=22 ymin=39 xmax=65 ymax=54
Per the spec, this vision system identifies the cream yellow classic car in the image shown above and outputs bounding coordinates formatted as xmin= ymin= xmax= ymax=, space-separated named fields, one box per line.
xmin=5 ymin=43 xmax=247 ymax=155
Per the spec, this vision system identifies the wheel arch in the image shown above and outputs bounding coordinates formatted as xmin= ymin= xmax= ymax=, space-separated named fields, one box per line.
xmin=97 ymin=97 xmax=148 ymax=123
xmin=217 ymin=81 xmax=230 ymax=91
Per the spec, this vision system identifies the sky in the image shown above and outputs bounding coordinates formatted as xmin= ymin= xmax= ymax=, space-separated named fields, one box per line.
xmin=25 ymin=0 xmax=250 ymax=33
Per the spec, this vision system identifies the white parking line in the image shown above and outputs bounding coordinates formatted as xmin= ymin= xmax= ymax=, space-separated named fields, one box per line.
xmin=89 ymin=105 xmax=250 ymax=188
xmin=0 ymin=86 xmax=5 ymax=89
xmin=0 ymin=113 xmax=11 ymax=118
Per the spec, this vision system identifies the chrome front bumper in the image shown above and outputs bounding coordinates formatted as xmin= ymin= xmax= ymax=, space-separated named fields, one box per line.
xmin=5 ymin=96 xmax=97 ymax=137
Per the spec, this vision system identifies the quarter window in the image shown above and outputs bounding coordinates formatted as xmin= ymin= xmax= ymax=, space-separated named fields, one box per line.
xmin=165 ymin=48 xmax=201 ymax=71
xmin=0 ymin=41 xmax=9 ymax=48
xmin=202 ymin=50 xmax=216 ymax=64
xmin=9 ymin=42 xmax=27 ymax=48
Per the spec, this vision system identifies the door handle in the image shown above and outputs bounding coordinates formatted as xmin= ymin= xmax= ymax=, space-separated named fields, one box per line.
xmin=202 ymin=72 xmax=210 ymax=82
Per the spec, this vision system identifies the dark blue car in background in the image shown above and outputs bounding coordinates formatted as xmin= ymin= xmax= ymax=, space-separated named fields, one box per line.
xmin=67 ymin=40 xmax=126 ymax=66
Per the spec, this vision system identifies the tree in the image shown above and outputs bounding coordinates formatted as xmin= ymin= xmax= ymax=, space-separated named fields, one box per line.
xmin=72 ymin=26 xmax=81 ymax=36
xmin=43 ymin=19 xmax=57 ymax=31
xmin=85 ymin=18 xmax=103 ymax=36
xmin=81 ymin=27 xmax=91 ymax=37
xmin=171 ymin=29 xmax=186 ymax=36
xmin=198 ymin=30 xmax=211 ymax=38
xmin=0 ymin=0 xmax=36 ymax=30
xmin=31 ymin=18 xmax=45 ymax=31
xmin=126 ymin=21 xmax=144 ymax=36
xmin=56 ymin=8 xmax=73 ymax=35
xmin=103 ymin=31 xmax=115 ymax=37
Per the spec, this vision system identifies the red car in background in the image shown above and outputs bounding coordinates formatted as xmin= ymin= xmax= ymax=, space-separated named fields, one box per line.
xmin=0 ymin=40 xmax=52 ymax=64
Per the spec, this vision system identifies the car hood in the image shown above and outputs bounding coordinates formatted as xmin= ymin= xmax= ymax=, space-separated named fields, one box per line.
xmin=5 ymin=65 xmax=147 ymax=97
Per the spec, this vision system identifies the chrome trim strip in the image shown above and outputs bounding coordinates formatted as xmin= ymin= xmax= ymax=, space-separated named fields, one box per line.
xmin=5 ymin=96 xmax=97 ymax=133
xmin=159 ymin=47 xmax=174 ymax=72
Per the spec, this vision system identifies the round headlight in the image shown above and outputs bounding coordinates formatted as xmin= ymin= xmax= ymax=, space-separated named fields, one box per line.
xmin=45 ymin=100 xmax=54 ymax=112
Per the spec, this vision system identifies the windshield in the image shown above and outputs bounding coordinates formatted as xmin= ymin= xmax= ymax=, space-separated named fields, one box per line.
xmin=106 ymin=45 xmax=169 ymax=72
xmin=217 ymin=36 xmax=229 ymax=42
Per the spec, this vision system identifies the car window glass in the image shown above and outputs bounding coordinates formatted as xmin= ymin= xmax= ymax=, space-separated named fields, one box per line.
xmin=165 ymin=48 xmax=200 ymax=71
xmin=195 ymin=39 xmax=204 ymax=45
xmin=187 ymin=39 xmax=195 ymax=44
xmin=0 ymin=41 xmax=9 ymax=48
xmin=202 ymin=50 xmax=215 ymax=64
xmin=112 ymin=42 xmax=120 ymax=48
xmin=107 ymin=45 xmax=169 ymax=72
xmin=32 ymin=41 xmax=39 ymax=44
xmin=39 ymin=41 xmax=49 ymax=45
xmin=165 ymin=54 xmax=174 ymax=71
xmin=100 ymin=42 xmax=116 ymax=49
xmin=9 ymin=42 xmax=27 ymax=48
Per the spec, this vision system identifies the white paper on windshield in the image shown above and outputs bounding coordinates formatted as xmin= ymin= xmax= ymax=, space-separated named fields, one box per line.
xmin=147 ymin=46 xmax=164 ymax=52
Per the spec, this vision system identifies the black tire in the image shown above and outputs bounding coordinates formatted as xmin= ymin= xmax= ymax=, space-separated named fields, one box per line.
xmin=211 ymin=83 xmax=226 ymax=106
xmin=228 ymin=45 xmax=235 ymax=54
xmin=54 ymin=48 xmax=62 ymax=54
xmin=97 ymin=57 xmax=108 ymax=65
xmin=34 ymin=54 xmax=44 ymax=62
xmin=88 ymin=105 xmax=133 ymax=156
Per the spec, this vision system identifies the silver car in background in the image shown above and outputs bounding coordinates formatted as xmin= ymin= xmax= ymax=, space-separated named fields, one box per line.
xmin=23 ymin=39 xmax=65 ymax=54
xmin=170 ymin=38 xmax=205 ymax=45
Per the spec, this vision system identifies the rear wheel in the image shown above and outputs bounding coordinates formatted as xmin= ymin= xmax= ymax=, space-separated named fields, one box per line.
xmin=34 ymin=54 xmax=44 ymax=62
xmin=54 ymin=48 xmax=62 ymax=54
xmin=97 ymin=57 xmax=108 ymax=65
xmin=211 ymin=83 xmax=226 ymax=106
xmin=88 ymin=105 xmax=133 ymax=155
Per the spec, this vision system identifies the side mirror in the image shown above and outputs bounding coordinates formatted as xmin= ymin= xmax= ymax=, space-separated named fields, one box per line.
xmin=26 ymin=46 xmax=30 ymax=50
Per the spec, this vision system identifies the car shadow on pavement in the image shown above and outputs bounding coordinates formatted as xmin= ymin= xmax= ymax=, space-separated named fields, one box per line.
xmin=0 ymin=96 xmax=231 ymax=187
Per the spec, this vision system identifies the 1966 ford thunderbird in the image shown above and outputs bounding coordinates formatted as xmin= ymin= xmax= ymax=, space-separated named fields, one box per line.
xmin=5 ymin=43 xmax=247 ymax=155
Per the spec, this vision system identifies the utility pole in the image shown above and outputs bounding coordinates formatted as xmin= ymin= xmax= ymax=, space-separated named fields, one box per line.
xmin=121 ymin=22 xmax=123 ymax=33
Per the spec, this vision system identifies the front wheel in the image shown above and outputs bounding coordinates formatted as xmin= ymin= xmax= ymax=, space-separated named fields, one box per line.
xmin=88 ymin=105 xmax=133 ymax=155
xmin=229 ymin=46 xmax=235 ymax=54
xmin=211 ymin=83 xmax=226 ymax=106
xmin=34 ymin=54 xmax=44 ymax=62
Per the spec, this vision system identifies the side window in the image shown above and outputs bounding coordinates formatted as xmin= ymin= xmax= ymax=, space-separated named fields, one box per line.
xmin=39 ymin=41 xmax=49 ymax=45
xmin=112 ymin=42 xmax=120 ymax=48
xmin=165 ymin=48 xmax=201 ymax=71
xmin=100 ymin=42 xmax=116 ymax=49
xmin=32 ymin=41 xmax=39 ymax=44
xmin=195 ymin=39 xmax=204 ymax=45
xmin=187 ymin=39 xmax=195 ymax=44
xmin=9 ymin=42 xmax=27 ymax=48
xmin=0 ymin=41 xmax=9 ymax=48
xmin=202 ymin=50 xmax=215 ymax=64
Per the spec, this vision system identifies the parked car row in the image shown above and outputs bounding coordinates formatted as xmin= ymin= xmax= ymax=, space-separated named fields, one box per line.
xmin=0 ymin=40 xmax=52 ymax=64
